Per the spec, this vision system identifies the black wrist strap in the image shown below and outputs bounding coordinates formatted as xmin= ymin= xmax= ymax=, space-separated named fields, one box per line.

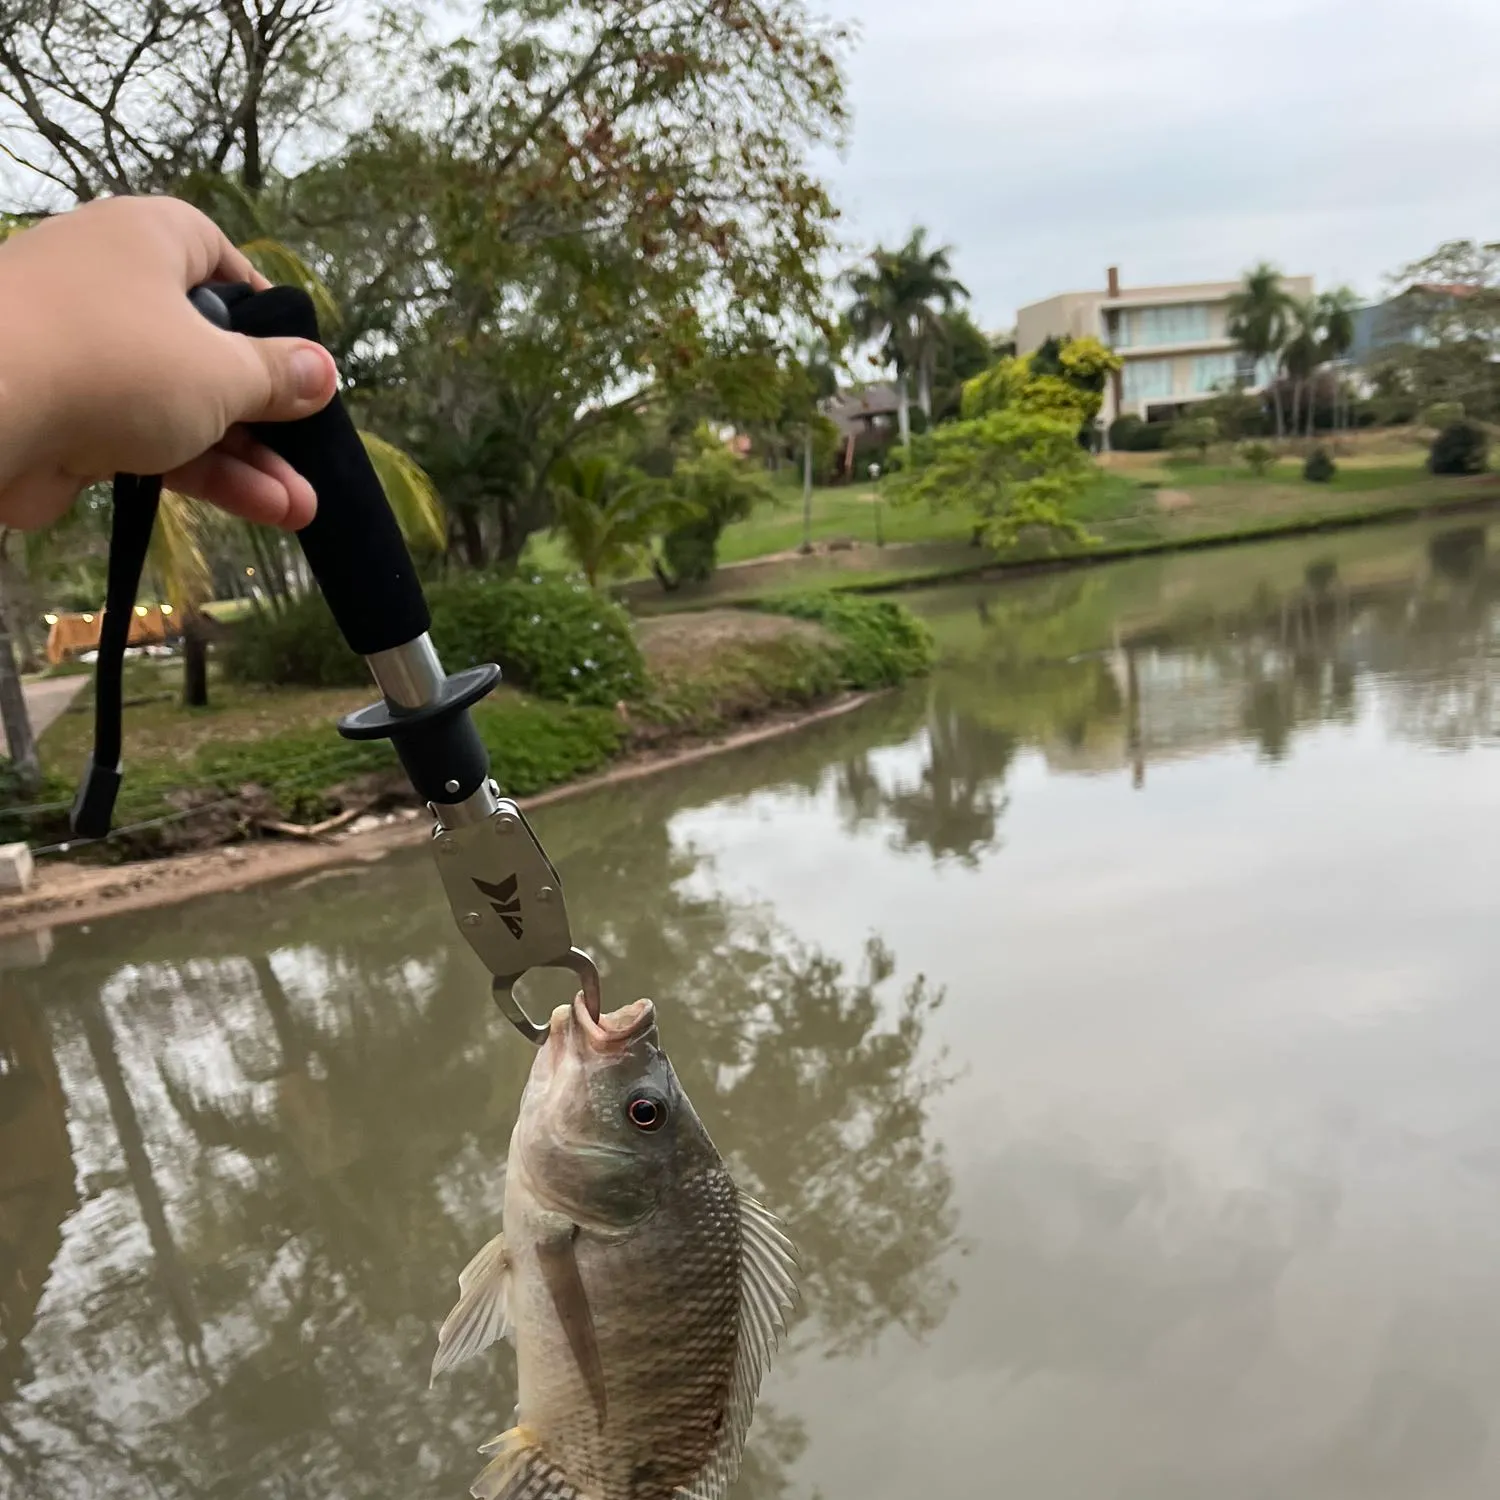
xmin=70 ymin=471 xmax=162 ymax=838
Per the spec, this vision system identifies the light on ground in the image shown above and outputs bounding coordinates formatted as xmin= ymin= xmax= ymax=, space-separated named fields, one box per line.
xmin=161 ymin=603 xmax=174 ymax=616
xmin=82 ymin=613 xmax=94 ymax=623
xmin=43 ymin=613 xmax=58 ymax=625
xmin=134 ymin=604 xmax=148 ymax=617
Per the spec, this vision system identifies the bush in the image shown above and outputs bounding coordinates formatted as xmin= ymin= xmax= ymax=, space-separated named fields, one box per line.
xmin=1420 ymin=401 xmax=1465 ymax=432
xmin=1429 ymin=420 xmax=1490 ymax=475
xmin=756 ymin=593 xmax=935 ymax=688
xmin=659 ymin=517 xmax=719 ymax=585
xmin=1108 ymin=414 xmax=1167 ymax=452
xmin=1239 ymin=441 xmax=1277 ymax=476
xmin=1166 ymin=415 xmax=1218 ymax=458
xmin=1303 ymin=446 xmax=1337 ymax=483
xmin=224 ymin=574 xmax=646 ymax=706
xmin=657 ymin=431 xmax=774 ymax=585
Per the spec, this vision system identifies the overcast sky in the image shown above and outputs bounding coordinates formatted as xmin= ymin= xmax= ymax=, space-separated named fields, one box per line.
xmin=815 ymin=0 xmax=1500 ymax=333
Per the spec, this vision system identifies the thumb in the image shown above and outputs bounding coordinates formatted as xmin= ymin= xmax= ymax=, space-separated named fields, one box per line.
xmin=223 ymin=335 xmax=339 ymax=427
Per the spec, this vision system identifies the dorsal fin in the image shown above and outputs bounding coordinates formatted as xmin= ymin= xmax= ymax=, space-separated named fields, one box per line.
xmin=676 ymin=1189 xmax=798 ymax=1500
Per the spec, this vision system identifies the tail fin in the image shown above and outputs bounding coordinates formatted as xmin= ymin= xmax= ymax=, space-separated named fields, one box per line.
xmin=471 ymin=1427 xmax=583 ymax=1500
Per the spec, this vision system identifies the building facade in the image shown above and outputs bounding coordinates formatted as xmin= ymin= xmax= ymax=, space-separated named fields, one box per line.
xmin=1016 ymin=266 xmax=1315 ymax=427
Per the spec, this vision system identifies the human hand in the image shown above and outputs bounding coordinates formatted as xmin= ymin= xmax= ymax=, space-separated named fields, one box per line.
xmin=0 ymin=195 xmax=339 ymax=531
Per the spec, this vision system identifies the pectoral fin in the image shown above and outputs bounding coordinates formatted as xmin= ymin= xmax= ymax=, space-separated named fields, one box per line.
xmin=537 ymin=1225 xmax=608 ymax=1429
xmin=431 ymin=1233 xmax=514 ymax=1385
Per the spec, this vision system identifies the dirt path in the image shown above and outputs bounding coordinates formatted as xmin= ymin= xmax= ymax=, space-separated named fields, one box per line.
xmin=0 ymin=675 xmax=87 ymax=755
xmin=0 ymin=690 xmax=881 ymax=937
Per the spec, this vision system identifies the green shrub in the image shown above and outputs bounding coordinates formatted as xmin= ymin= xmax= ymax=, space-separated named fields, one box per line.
xmin=1239 ymin=441 xmax=1277 ymax=476
xmin=1429 ymin=420 xmax=1490 ymax=475
xmin=660 ymin=517 xmax=719 ymax=585
xmin=1166 ymin=415 xmax=1218 ymax=458
xmin=1303 ymin=446 xmax=1337 ymax=483
xmin=224 ymin=575 xmax=646 ymax=706
xmin=428 ymin=575 xmax=643 ymax=705
xmin=1108 ymin=414 xmax=1167 ymax=452
xmin=757 ymin=593 xmax=935 ymax=688
xmin=657 ymin=431 xmax=774 ymax=587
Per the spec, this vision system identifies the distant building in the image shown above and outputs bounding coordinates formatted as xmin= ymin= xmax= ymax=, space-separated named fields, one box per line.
xmin=1016 ymin=266 xmax=1315 ymax=428
xmin=1348 ymin=283 xmax=1479 ymax=365
xmin=823 ymin=384 xmax=902 ymax=478
xmin=824 ymin=384 xmax=901 ymax=440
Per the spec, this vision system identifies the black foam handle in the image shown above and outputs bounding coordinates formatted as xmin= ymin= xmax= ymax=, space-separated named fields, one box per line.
xmin=209 ymin=282 xmax=430 ymax=656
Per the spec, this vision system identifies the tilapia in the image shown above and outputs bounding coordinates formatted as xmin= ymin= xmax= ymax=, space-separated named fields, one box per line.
xmin=431 ymin=992 xmax=798 ymax=1500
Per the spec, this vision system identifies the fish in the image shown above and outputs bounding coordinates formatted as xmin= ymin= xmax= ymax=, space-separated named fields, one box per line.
xmin=431 ymin=992 xmax=798 ymax=1500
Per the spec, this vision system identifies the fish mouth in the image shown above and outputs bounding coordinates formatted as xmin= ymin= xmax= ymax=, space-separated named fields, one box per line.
xmin=571 ymin=992 xmax=656 ymax=1052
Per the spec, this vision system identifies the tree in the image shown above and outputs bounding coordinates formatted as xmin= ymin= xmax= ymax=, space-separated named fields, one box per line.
xmin=846 ymin=229 xmax=968 ymax=447
xmin=888 ymin=408 xmax=1093 ymax=551
xmin=1317 ymin=287 xmax=1359 ymax=433
xmin=1282 ymin=296 xmax=1322 ymax=439
xmin=960 ymin=336 xmax=1120 ymax=444
xmin=1371 ymin=241 xmax=1500 ymax=421
xmin=1167 ymin=416 xmax=1218 ymax=460
xmin=777 ymin=342 xmax=842 ymax=553
xmin=1227 ymin=262 xmax=1292 ymax=438
xmin=656 ymin=429 xmax=774 ymax=588
xmin=0 ymin=2 xmax=351 ymax=206
xmin=547 ymin=455 xmax=682 ymax=589
xmin=928 ymin=308 xmax=995 ymax=425
xmin=0 ymin=591 xmax=39 ymax=791
xmin=3 ymin=3 xmax=851 ymax=571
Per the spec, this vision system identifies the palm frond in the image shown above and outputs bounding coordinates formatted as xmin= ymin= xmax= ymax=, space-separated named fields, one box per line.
xmin=153 ymin=492 xmax=216 ymax=610
xmin=359 ymin=431 xmax=445 ymax=548
xmin=239 ymin=238 xmax=343 ymax=331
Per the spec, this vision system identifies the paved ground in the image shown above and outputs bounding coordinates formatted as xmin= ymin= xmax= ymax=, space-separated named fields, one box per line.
xmin=0 ymin=675 xmax=87 ymax=756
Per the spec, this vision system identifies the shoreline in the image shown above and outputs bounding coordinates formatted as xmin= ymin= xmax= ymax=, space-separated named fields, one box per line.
xmin=864 ymin=487 xmax=1500 ymax=597
xmin=642 ymin=487 xmax=1500 ymax=608
xmin=0 ymin=690 xmax=882 ymax=938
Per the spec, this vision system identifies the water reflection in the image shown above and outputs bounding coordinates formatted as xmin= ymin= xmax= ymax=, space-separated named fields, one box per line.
xmin=11 ymin=513 xmax=1500 ymax=1498
xmin=1 ymin=801 xmax=955 ymax=1497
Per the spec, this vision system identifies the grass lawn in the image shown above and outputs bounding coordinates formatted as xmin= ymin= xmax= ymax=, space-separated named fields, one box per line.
xmin=38 ymin=657 xmax=375 ymax=789
xmin=608 ymin=435 xmax=1500 ymax=610
xmin=15 ymin=599 xmax=928 ymax=857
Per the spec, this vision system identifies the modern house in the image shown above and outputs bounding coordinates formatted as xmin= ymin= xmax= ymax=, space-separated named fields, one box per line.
xmin=1016 ymin=267 xmax=1315 ymax=428
xmin=1348 ymin=283 xmax=1477 ymax=366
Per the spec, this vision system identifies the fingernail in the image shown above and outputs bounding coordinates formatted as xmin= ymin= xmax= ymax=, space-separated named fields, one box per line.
xmin=292 ymin=348 xmax=329 ymax=401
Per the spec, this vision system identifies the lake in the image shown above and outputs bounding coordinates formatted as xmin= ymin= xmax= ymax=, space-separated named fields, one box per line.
xmin=7 ymin=514 xmax=1500 ymax=1499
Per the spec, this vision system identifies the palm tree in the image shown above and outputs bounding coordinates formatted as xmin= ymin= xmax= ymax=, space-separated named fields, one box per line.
xmin=846 ymin=229 xmax=969 ymax=446
xmin=548 ymin=455 xmax=683 ymax=588
xmin=1227 ymin=263 xmax=1293 ymax=439
xmin=150 ymin=435 xmax=442 ymax=709
xmin=0 ymin=591 xmax=38 ymax=788
xmin=1282 ymin=296 xmax=1323 ymax=440
xmin=1317 ymin=287 xmax=1359 ymax=434
xmin=793 ymin=337 xmax=842 ymax=554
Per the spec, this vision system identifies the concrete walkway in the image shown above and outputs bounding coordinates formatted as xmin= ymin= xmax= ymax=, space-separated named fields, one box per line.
xmin=0 ymin=675 xmax=88 ymax=756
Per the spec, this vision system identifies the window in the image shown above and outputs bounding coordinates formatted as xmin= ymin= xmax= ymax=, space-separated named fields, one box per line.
xmin=1116 ymin=303 xmax=1212 ymax=348
xmin=1192 ymin=352 xmax=1238 ymax=393
xmin=1122 ymin=358 xmax=1174 ymax=402
xmin=1237 ymin=354 xmax=1279 ymax=389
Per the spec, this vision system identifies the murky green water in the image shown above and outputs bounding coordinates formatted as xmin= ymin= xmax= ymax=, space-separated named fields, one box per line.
xmin=9 ymin=515 xmax=1500 ymax=1499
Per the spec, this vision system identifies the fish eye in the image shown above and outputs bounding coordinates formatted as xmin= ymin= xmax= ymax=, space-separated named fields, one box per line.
xmin=626 ymin=1092 xmax=667 ymax=1132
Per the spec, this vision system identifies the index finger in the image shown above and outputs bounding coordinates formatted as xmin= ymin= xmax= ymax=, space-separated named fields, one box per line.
xmin=157 ymin=196 xmax=271 ymax=291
